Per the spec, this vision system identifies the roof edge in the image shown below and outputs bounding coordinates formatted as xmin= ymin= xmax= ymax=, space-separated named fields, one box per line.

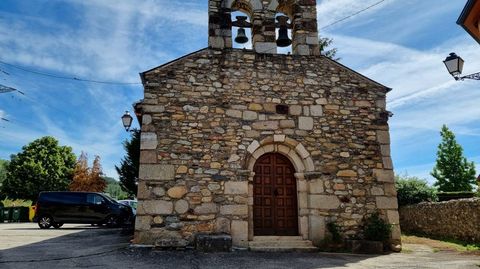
xmin=139 ymin=47 xmax=209 ymax=83
xmin=457 ymin=0 xmax=476 ymax=25
xmin=322 ymin=56 xmax=392 ymax=92
xmin=138 ymin=47 xmax=392 ymax=92
xmin=457 ymin=0 xmax=480 ymax=44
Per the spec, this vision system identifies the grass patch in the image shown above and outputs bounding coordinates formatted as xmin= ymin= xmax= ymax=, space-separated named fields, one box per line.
xmin=1 ymin=198 xmax=33 ymax=207
xmin=402 ymin=234 xmax=480 ymax=253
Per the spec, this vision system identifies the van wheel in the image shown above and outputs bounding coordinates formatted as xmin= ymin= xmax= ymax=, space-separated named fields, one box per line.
xmin=105 ymin=215 xmax=119 ymax=228
xmin=52 ymin=222 xmax=64 ymax=229
xmin=38 ymin=216 xmax=53 ymax=229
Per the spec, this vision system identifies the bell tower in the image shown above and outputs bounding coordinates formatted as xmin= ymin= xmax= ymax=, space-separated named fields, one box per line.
xmin=208 ymin=0 xmax=320 ymax=56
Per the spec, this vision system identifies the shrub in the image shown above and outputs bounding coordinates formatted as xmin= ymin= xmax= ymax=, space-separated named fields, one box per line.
xmin=363 ymin=212 xmax=392 ymax=242
xmin=327 ymin=222 xmax=342 ymax=243
xmin=437 ymin=191 xmax=475 ymax=201
xmin=1 ymin=198 xmax=32 ymax=207
xmin=396 ymin=175 xmax=438 ymax=206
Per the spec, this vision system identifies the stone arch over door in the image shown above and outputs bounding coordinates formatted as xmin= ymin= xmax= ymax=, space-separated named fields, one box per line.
xmin=245 ymin=135 xmax=314 ymax=240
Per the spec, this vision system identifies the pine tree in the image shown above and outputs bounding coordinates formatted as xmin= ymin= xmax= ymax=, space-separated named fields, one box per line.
xmin=319 ymin=36 xmax=340 ymax=61
xmin=69 ymin=153 xmax=106 ymax=192
xmin=431 ymin=125 xmax=476 ymax=192
xmin=116 ymin=129 xmax=140 ymax=197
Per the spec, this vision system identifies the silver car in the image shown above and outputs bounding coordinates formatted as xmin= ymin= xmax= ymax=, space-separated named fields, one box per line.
xmin=118 ymin=200 xmax=137 ymax=215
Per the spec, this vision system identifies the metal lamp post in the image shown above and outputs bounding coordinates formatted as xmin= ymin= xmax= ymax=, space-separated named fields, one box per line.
xmin=443 ymin=52 xmax=480 ymax=80
xmin=121 ymin=111 xmax=133 ymax=132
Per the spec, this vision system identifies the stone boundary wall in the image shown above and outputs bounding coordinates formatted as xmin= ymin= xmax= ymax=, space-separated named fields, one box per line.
xmin=399 ymin=198 xmax=480 ymax=243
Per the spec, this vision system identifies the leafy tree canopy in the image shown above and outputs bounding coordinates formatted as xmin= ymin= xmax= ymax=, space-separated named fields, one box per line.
xmin=395 ymin=174 xmax=437 ymax=206
xmin=2 ymin=136 xmax=76 ymax=201
xmin=116 ymin=129 xmax=140 ymax=197
xmin=431 ymin=125 xmax=476 ymax=192
xmin=0 ymin=159 xmax=9 ymax=185
xmin=103 ymin=177 xmax=129 ymax=200
xmin=0 ymin=159 xmax=10 ymax=199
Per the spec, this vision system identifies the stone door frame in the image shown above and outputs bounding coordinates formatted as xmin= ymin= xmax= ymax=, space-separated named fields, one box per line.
xmin=245 ymin=135 xmax=314 ymax=241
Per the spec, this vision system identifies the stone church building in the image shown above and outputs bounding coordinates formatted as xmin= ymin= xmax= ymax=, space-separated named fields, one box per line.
xmin=133 ymin=0 xmax=401 ymax=250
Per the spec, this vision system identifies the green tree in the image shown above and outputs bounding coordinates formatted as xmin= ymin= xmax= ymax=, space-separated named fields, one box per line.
xmin=116 ymin=129 xmax=140 ymax=197
xmin=104 ymin=177 xmax=129 ymax=200
xmin=0 ymin=159 xmax=10 ymax=199
xmin=431 ymin=125 xmax=476 ymax=192
xmin=2 ymin=136 xmax=76 ymax=201
xmin=395 ymin=174 xmax=437 ymax=206
xmin=319 ymin=36 xmax=340 ymax=61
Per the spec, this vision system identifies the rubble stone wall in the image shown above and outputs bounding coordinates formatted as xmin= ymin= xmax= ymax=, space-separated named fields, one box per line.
xmin=399 ymin=199 xmax=480 ymax=243
xmin=134 ymin=48 xmax=400 ymax=248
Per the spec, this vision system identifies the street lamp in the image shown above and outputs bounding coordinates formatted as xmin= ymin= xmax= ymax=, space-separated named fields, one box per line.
xmin=443 ymin=52 xmax=480 ymax=80
xmin=121 ymin=111 xmax=133 ymax=132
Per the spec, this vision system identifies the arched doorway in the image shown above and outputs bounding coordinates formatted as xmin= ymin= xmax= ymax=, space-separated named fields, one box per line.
xmin=253 ymin=153 xmax=298 ymax=236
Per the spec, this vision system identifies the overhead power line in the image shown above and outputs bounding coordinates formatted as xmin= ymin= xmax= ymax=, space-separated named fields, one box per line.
xmin=320 ymin=0 xmax=388 ymax=30
xmin=0 ymin=84 xmax=24 ymax=95
xmin=251 ymin=0 xmax=389 ymax=54
xmin=0 ymin=1 xmax=388 ymax=85
xmin=0 ymin=60 xmax=142 ymax=85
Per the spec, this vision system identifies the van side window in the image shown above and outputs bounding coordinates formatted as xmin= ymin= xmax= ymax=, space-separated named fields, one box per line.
xmin=87 ymin=194 xmax=105 ymax=205
xmin=43 ymin=192 xmax=83 ymax=204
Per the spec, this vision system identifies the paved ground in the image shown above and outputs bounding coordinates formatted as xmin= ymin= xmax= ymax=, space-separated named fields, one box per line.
xmin=0 ymin=223 xmax=479 ymax=269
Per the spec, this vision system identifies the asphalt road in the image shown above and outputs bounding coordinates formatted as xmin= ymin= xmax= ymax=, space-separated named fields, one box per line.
xmin=0 ymin=223 xmax=479 ymax=269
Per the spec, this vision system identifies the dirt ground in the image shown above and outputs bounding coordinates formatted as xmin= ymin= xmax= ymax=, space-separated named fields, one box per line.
xmin=1 ymin=223 xmax=479 ymax=269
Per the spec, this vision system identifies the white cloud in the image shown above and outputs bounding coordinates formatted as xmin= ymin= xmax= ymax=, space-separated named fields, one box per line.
xmin=324 ymin=31 xmax=480 ymax=181
xmin=0 ymin=0 xmax=207 ymax=83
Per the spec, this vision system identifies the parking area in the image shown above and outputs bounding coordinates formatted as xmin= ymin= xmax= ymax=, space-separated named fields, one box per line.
xmin=0 ymin=223 xmax=130 ymax=268
xmin=1 ymin=223 xmax=479 ymax=269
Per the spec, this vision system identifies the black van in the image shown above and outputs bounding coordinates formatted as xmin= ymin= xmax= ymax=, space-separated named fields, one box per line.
xmin=34 ymin=192 xmax=133 ymax=229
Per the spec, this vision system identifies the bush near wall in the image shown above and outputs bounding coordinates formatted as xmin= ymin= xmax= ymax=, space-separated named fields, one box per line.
xmin=395 ymin=176 xmax=437 ymax=206
xmin=437 ymin=192 xmax=475 ymax=202
xmin=399 ymin=198 xmax=480 ymax=243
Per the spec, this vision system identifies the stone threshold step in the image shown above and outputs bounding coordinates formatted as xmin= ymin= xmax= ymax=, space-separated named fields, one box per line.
xmin=249 ymin=236 xmax=317 ymax=252
xmin=252 ymin=236 xmax=304 ymax=241
xmin=249 ymin=246 xmax=318 ymax=253
xmin=249 ymin=241 xmax=315 ymax=247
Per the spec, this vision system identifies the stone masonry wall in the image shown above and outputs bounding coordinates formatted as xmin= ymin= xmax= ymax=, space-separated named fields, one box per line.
xmin=400 ymin=199 xmax=480 ymax=243
xmin=134 ymin=48 xmax=400 ymax=248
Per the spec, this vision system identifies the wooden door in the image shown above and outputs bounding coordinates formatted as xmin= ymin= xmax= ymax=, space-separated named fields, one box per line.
xmin=253 ymin=153 xmax=298 ymax=236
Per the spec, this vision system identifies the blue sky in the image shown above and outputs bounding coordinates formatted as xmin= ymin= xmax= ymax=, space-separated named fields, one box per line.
xmin=0 ymin=0 xmax=479 ymax=184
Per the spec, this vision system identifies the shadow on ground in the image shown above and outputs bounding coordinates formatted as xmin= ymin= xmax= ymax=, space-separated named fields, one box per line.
xmin=1 ymin=224 xmax=480 ymax=269
xmin=0 ymin=225 xmax=131 ymax=266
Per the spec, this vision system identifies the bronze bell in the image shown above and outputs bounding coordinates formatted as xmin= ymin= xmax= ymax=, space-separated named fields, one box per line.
xmin=276 ymin=16 xmax=292 ymax=47
xmin=235 ymin=27 xmax=249 ymax=44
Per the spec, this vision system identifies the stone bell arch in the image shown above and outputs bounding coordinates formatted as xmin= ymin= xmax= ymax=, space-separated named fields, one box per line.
xmin=208 ymin=0 xmax=320 ymax=55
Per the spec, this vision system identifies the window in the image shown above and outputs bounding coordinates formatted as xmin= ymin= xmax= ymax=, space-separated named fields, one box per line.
xmin=276 ymin=104 xmax=289 ymax=114
xmin=87 ymin=194 xmax=105 ymax=205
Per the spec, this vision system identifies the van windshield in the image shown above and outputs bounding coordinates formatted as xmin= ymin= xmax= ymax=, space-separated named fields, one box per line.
xmin=102 ymin=194 xmax=118 ymax=204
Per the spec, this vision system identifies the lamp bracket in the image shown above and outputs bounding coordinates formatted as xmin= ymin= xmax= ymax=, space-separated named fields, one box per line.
xmin=457 ymin=72 xmax=480 ymax=81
